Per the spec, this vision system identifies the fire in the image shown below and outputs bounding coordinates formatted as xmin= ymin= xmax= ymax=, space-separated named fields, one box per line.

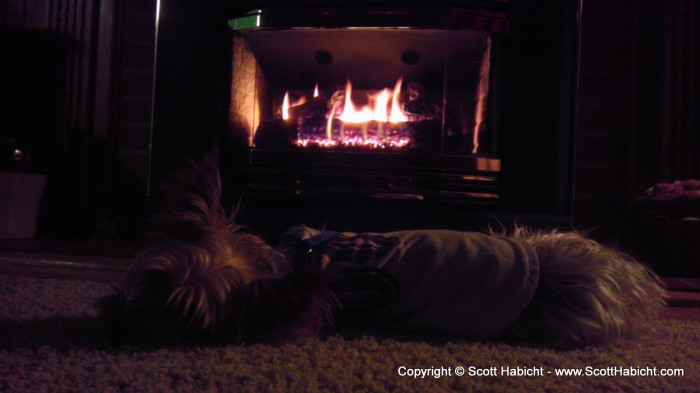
xmin=282 ymin=93 xmax=290 ymax=120
xmin=336 ymin=78 xmax=407 ymax=123
xmin=389 ymin=78 xmax=408 ymax=123
xmin=282 ymin=92 xmax=306 ymax=120
xmin=283 ymin=78 xmax=413 ymax=149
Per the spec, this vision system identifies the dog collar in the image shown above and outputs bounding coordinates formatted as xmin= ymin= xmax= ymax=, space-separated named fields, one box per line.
xmin=293 ymin=230 xmax=339 ymax=272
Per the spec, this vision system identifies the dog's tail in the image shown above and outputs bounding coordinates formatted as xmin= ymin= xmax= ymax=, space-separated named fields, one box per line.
xmin=502 ymin=228 xmax=667 ymax=348
xmin=149 ymin=152 xmax=240 ymax=241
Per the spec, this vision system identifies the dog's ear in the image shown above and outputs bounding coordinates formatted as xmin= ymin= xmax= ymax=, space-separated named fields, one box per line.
xmin=225 ymin=269 xmax=338 ymax=343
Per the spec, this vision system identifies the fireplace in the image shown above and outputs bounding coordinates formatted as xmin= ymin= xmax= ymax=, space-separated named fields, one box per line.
xmin=151 ymin=0 xmax=580 ymax=233
xmin=225 ymin=7 xmax=506 ymax=207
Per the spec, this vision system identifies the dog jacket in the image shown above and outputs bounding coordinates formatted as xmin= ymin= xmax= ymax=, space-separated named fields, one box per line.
xmin=276 ymin=226 xmax=540 ymax=339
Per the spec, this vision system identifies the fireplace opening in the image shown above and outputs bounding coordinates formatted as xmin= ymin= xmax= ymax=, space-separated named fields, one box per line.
xmin=224 ymin=7 xmax=506 ymax=205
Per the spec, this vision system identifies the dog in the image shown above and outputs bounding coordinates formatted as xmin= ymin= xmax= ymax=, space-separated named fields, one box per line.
xmin=97 ymin=155 xmax=667 ymax=348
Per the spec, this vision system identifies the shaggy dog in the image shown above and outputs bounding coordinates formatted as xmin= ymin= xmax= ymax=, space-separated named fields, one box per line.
xmin=97 ymin=156 xmax=667 ymax=348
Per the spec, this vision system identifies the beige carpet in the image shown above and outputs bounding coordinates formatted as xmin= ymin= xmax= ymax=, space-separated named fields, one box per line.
xmin=1 ymin=275 xmax=699 ymax=393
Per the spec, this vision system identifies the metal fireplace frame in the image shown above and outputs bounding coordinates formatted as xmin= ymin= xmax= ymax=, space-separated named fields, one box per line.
xmin=225 ymin=6 xmax=507 ymax=208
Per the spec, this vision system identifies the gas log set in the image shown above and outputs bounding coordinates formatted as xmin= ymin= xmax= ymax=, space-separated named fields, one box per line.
xmin=259 ymin=78 xmax=436 ymax=151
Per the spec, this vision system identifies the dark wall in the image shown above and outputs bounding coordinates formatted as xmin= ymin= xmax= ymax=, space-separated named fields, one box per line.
xmin=149 ymin=0 xmax=230 ymax=191
xmin=498 ymin=0 xmax=578 ymax=217
xmin=574 ymin=0 xmax=699 ymax=239
xmin=1 ymin=0 xmax=153 ymax=239
xmin=0 ymin=27 xmax=71 ymax=171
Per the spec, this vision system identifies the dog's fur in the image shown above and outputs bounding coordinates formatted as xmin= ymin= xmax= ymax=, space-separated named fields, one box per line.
xmin=499 ymin=227 xmax=666 ymax=347
xmin=97 ymin=156 xmax=667 ymax=348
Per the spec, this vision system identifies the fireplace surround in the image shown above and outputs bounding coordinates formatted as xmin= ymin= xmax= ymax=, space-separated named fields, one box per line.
xmin=150 ymin=0 xmax=581 ymax=234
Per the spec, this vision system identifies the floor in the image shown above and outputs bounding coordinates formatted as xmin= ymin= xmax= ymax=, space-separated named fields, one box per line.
xmin=0 ymin=238 xmax=140 ymax=282
xmin=1 ymin=237 xmax=700 ymax=322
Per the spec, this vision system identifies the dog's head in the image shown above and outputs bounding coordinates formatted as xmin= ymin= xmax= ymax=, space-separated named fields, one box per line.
xmin=97 ymin=153 xmax=336 ymax=345
xmin=97 ymin=232 xmax=337 ymax=345
xmin=97 ymin=231 xmax=287 ymax=345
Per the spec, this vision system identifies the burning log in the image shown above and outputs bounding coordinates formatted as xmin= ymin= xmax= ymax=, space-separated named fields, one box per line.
xmin=253 ymin=119 xmax=297 ymax=149
xmin=404 ymin=82 xmax=431 ymax=117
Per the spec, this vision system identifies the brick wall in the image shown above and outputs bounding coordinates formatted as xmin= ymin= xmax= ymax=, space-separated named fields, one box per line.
xmin=575 ymin=1 xmax=698 ymax=240
xmin=112 ymin=0 xmax=157 ymax=184
xmin=574 ymin=0 xmax=639 ymax=232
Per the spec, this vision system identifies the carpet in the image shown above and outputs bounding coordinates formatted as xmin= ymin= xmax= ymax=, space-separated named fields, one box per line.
xmin=1 ymin=275 xmax=699 ymax=393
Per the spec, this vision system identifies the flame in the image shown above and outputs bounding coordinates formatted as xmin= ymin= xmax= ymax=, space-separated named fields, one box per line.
xmin=389 ymin=78 xmax=408 ymax=123
xmin=338 ymin=80 xmax=373 ymax=123
xmin=282 ymin=92 xmax=290 ymax=120
xmin=372 ymin=89 xmax=391 ymax=122
xmin=336 ymin=78 xmax=407 ymax=123
xmin=282 ymin=92 xmax=307 ymax=120
xmin=314 ymin=83 xmax=319 ymax=98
